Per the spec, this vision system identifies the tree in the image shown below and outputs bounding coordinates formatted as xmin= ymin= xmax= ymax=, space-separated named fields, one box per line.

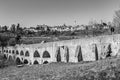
xmin=10 ymin=24 xmax=16 ymax=33
xmin=2 ymin=26 xmax=8 ymax=32
xmin=9 ymin=38 xmax=16 ymax=46
xmin=102 ymin=22 xmax=107 ymax=26
xmin=16 ymin=23 xmax=20 ymax=31
xmin=85 ymin=26 xmax=89 ymax=36
xmin=113 ymin=9 xmax=120 ymax=27
xmin=15 ymin=35 xmax=21 ymax=44
xmin=110 ymin=27 xmax=115 ymax=34
xmin=0 ymin=35 xmax=10 ymax=55
xmin=0 ymin=25 xmax=2 ymax=32
xmin=0 ymin=35 xmax=10 ymax=68
xmin=46 ymin=26 xmax=50 ymax=32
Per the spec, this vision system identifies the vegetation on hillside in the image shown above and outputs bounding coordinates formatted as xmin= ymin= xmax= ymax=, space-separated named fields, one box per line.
xmin=0 ymin=21 xmax=116 ymax=44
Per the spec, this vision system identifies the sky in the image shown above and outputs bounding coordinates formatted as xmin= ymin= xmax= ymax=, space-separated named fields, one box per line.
xmin=0 ymin=0 xmax=120 ymax=27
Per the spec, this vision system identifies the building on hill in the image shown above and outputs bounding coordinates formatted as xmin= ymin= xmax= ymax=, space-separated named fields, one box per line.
xmin=24 ymin=28 xmax=38 ymax=33
xmin=73 ymin=25 xmax=86 ymax=31
xmin=36 ymin=24 xmax=50 ymax=31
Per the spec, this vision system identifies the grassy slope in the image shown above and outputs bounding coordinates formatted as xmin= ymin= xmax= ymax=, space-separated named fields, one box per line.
xmin=0 ymin=58 xmax=120 ymax=80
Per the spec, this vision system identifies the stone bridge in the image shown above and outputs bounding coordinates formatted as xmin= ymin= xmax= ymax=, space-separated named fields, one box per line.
xmin=2 ymin=34 xmax=120 ymax=65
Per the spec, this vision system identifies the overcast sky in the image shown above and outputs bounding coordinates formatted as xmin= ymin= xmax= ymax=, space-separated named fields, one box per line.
xmin=0 ymin=0 xmax=120 ymax=27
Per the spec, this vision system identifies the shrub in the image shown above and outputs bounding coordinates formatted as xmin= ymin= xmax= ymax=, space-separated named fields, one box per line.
xmin=0 ymin=55 xmax=7 ymax=68
xmin=0 ymin=60 xmax=6 ymax=68
xmin=9 ymin=38 xmax=16 ymax=46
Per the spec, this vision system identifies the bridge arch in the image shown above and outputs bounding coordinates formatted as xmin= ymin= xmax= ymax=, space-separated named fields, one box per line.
xmin=20 ymin=50 xmax=24 ymax=56
xmin=13 ymin=55 xmax=16 ymax=60
xmin=43 ymin=61 xmax=49 ymax=64
xmin=65 ymin=46 xmax=69 ymax=62
xmin=12 ymin=50 xmax=15 ymax=54
xmin=24 ymin=59 xmax=29 ymax=64
xmin=25 ymin=51 xmax=30 ymax=57
xmin=95 ymin=44 xmax=99 ymax=60
xmin=16 ymin=50 xmax=19 ymax=55
xmin=3 ymin=54 xmax=7 ymax=60
xmin=16 ymin=57 xmax=23 ymax=65
xmin=42 ymin=51 xmax=51 ymax=58
xmin=9 ymin=50 xmax=11 ymax=54
xmin=8 ymin=55 xmax=13 ymax=61
xmin=56 ymin=47 xmax=61 ymax=62
xmin=33 ymin=60 xmax=39 ymax=64
xmin=34 ymin=50 xmax=40 ymax=57
xmin=6 ymin=50 xmax=8 ymax=53
xmin=6 ymin=54 xmax=8 ymax=58
xmin=75 ymin=45 xmax=83 ymax=62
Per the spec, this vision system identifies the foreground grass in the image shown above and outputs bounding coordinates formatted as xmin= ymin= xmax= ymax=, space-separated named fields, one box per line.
xmin=0 ymin=58 xmax=120 ymax=80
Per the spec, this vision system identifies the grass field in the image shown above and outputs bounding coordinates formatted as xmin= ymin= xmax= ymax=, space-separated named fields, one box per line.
xmin=0 ymin=57 xmax=120 ymax=80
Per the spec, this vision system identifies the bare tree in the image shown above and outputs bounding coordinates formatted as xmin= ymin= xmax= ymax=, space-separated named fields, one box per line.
xmin=113 ymin=9 xmax=120 ymax=27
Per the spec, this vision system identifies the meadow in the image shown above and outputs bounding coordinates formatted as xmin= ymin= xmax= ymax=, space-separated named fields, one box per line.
xmin=0 ymin=57 xmax=120 ymax=80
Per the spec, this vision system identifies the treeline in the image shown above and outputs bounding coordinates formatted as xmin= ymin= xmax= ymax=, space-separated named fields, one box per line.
xmin=0 ymin=22 xmax=117 ymax=46
xmin=0 ymin=23 xmax=114 ymax=37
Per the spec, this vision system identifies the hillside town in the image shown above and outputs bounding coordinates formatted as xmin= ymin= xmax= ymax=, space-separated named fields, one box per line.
xmin=0 ymin=22 xmax=111 ymax=33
